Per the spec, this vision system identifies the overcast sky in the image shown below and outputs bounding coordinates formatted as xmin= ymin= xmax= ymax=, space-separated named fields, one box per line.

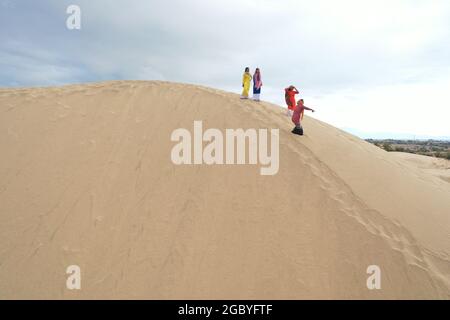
xmin=1 ymin=0 xmax=449 ymax=138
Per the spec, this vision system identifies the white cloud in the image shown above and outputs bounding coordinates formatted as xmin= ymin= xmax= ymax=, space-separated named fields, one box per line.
xmin=302 ymin=77 xmax=450 ymax=137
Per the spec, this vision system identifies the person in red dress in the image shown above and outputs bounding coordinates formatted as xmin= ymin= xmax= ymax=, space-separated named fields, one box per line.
xmin=285 ymin=85 xmax=299 ymax=116
xmin=292 ymin=99 xmax=315 ymax=135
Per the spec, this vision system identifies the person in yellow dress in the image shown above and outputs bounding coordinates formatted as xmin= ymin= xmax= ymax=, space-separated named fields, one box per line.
xmin=240 ymin=67 xmax=252 ymax=99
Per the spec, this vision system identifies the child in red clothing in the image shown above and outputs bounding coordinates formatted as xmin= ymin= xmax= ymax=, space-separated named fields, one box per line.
xmin=292 ymin=99 xmax=315 ymax=135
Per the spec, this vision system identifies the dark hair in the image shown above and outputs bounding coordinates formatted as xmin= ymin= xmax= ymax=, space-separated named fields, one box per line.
xmin=245 ymin=67 xmax=250 ymax=72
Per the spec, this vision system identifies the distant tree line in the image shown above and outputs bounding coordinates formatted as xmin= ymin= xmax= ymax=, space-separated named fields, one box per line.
xmin=366 ymin=139 xmax=450 ymax=160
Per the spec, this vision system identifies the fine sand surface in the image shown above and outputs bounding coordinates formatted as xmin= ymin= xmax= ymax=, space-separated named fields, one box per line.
xmin=0 ymin=81 xmax=449 ymax=299
xmin=390 ymin=152 xmax=450 ymax=184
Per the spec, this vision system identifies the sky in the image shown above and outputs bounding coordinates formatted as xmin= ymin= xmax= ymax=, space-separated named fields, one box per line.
xmin=1 ymin=0 xmax=449 ymax=139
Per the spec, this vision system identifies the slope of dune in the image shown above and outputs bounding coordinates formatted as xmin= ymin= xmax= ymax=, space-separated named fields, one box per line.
xmin=390 ymin=152 xmax=450 ymax=184
xmin=0 ymin=81 xmax=449 ymax=299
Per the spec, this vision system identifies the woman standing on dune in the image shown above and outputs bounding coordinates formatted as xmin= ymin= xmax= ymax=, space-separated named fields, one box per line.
xmin=252 ymin=68 xmax=262 ymax=101
xmin=285 ymin=85 xmax=299 ymax=116
xmin=292 ymin=99 xmax=315 ymax=135
xmin=240 ymin=67 xmax=252 ymax=99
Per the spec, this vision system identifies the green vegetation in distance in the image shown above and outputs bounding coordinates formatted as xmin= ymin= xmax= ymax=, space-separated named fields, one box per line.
xmin=366 ymin=139 xmax=450 ymax=160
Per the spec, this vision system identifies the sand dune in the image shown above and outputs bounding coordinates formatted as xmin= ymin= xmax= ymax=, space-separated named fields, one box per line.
xmin=0 ymin=81 xmax=449 ymax=299
xmin=390 ymin=152 xmax=450 ymax=184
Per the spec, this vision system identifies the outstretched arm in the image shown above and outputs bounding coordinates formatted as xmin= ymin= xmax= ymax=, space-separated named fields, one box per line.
xmin=303 ymin=106 xmax=315 ymax=112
